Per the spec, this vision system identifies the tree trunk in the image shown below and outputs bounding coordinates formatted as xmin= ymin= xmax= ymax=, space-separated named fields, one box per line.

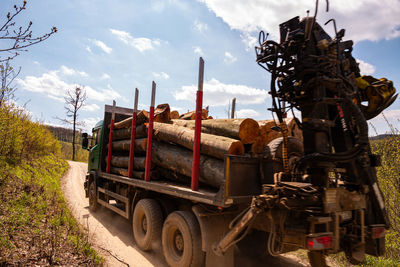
xmin=170 ymin=110 xmax=180 ymax=119
xmin=154 ymin=103 xmax=170 ymax=123
xmin=111 ymin=138 xmax=147 ymax=153
xmin=179 ymin=109 xmax=208 ymax=120
xmin=106 ymin=155 xmax=151 ymax=170
xmin=152 ymin=122 xmax=244 ymax=159
xmin=113 ymin=110 xmax=149 ymax=129
xmin=72 ymin=110 xmax=76 ymax=161
xmin=110 ymin=167 xmax=158 ymax=180
xmin=151 ymin=141 xmax=224 ymax=188
xmin=258 ymin=118 xmax=303 ymax=147
xmin=172 ymin=118 xmax=260 ymax=144
xmin=113 ymin=124 xmax=147 ymax=140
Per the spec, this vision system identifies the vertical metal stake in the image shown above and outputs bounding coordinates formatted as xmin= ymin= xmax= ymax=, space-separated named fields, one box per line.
xmin=106 ymin=100 xmax=116 ymax=173
xmin=128 ymin=88 xmax=139 ymax=178
xmin=145 ymin=82 xmax=156 ymax=182
xmin=191 ymin=57 xmax=204 ymax=191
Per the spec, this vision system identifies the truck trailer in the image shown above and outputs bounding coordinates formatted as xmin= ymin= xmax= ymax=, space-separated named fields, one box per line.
xmin=82 ymin=10 xmax=395 ymax=267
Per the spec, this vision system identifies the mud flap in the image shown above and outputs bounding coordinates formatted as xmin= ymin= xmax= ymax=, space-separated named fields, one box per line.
xmin=192 ymin=205 xmax=235 ymax=267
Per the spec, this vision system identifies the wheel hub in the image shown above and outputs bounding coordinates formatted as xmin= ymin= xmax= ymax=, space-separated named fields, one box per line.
xmin=142 ymin=217 xmax=147 ymax=233
xmin=174 ymin=232 xmax=184 ymax=251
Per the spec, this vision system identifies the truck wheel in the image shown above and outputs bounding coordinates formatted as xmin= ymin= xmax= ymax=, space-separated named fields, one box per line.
xmin=132 ymin=199 xmax=163 ymax=251
xmin=308 ymin=251 xmax=327 ymax=267
xmin=88 ymin=181 xmax=98 ymax=212
xmin=162 ymin=211 xmax=204 ymax=267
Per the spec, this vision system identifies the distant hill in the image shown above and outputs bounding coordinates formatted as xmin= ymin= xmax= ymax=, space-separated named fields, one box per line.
xmin=369 ymin=134 xmax=398 ymax=141
xmin=45 ymin=125 xmax=78 ymax=143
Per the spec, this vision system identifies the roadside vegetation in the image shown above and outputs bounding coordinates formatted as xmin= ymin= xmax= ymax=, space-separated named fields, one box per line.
xmin=331 ymin=117 xmax=400 ymax=266
xmin=0 ymin=103 xmax=101 ymax=265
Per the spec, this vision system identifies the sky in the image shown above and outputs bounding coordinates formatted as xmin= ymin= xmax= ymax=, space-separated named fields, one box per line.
xmin=1 ymin=0 xmax=399 ymax=135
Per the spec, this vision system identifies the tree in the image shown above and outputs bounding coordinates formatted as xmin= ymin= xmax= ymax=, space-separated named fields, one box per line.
xmin=0 ymin=1 xmax=57 ymax=62
xmin=60 ymin=86 xmax=87 ymax=161
xmin=0 ymin=1 xmax=57 ymax=107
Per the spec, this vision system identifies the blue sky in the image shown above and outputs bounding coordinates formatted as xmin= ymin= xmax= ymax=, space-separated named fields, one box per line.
xmin=1 ymin=0 xmax=399 ymax=135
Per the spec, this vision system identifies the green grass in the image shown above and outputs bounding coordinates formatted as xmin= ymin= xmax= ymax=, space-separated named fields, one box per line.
xmin=60 ymin=140 xmax=89 ymax=162
xmin=0 ymin=154 xmax=102 ymax=265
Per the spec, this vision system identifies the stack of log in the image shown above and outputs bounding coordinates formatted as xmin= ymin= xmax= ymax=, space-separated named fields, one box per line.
xmin=106 ymin=103 xmax=302 ymax=188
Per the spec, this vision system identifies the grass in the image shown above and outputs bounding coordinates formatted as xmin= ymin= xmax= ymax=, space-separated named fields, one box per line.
xmin=0 ymin=102 xmax=101 ymax=265
xmin=60 ymin=140 xmax=89 ymax=163
xmin=0 ymin=154 xmax=102 ymax=265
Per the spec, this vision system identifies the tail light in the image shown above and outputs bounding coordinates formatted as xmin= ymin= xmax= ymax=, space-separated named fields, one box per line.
xmin=307 ymin=233 xmax=333 ymax=250
xmin=371 ymin=225 xmax=386 ymax=239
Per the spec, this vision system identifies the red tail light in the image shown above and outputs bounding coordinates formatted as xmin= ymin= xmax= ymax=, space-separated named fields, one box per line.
xmin=307 ymin=234 xmax=333 ymax=250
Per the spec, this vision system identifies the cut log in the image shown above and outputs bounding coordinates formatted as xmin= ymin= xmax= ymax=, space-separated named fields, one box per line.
xmin=151 ymin=141 xmax=224 ymax=188
xmin=111 ymin=167 xmax=158 ymax=180
xmin=152 ymin=122 xmax=244 ymax=159
xmin=113 ymin=110 xmax=149 ymax=129
xmin=154 ymin=103 xmax=170 ymax=123
xmin=258 ymin=118 xmax=303 ymax=147
xmin=111 ymin=138 xmax=147 ymax=153
xmin=170 ymin=110 xmax=180 ymax=119
xmin=172 ymin=118 xmax=260 ymax=144
xmin=112 ymin=124 xmax=147 ymax=140
xmin=106 ymin=156 xmax=151 ymax=170
xmin=179 ymin=109 xmax=208 ymax=120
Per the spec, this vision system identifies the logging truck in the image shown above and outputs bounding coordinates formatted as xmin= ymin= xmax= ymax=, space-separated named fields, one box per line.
xmin=81 ymin=9 xmax=395 ymax=266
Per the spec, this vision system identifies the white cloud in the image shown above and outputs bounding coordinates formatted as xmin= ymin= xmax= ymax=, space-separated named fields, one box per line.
xmin=194 ymin=20 xmax=208 ymax=32
xmin=356 ymin=59 xmax=376 ymax=75
xmin=199 ymin=0 xmax=400 ymax=45
xmin=85 ymin=46 xmax=92 ymax=54
xmin=101 ymin=73 xmax=111 ymax=80
xmin=152 ymin=71 xmax=170 ymax=79
xmin=60 ymin=65 xmax=88 ymax=77
xmin=16 ymin=67 xmax=121 ymax=103
xmin=235 ymin=109 xmax=260 ymax=118
xmin=82 ymin=117 xmax=102 ymax=132
xmin=224 ymin=52 xmax=237 ymax=64
xmin=174 ymin=78 xmax=268 ymax=107
xmin=193 ymin=46 xmax=204 ymax=56
xmin=33 ymin=61 xmax=40 ymax=65
xmin=91 ymin=39 xmax=112 ymax=54
xmin=83 ymin=103 xmax=100 ymax=112
xmin=110 ymin=29 xmax=161 ymax=52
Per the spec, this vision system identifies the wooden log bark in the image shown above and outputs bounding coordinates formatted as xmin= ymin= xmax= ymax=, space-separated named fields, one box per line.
xmin=113 ymin=110 xmax=149 ymax=129
xmin=151 ymin=141 xmax=224 ymax=188
xmin=179 ymin=109 xmax=208 ymax=120
xmin=172 ymin=118 xmax=260 ymax=144
xmin=111 ymin=167 xmax=158 ymax=180
xmin=170 ymin=110 xmax=180 ymax=119
xmin=154 ymin=104 xmax=170 ymax=123
xmin=111 ymin=138 xmax=147 ymax=153
xmin=258 ymin=118 xmax=303 ymax=147
xmin=153 ymin=122 xmax=244 ymax=159
xmin=112 ymin=124 xmax=147 ymax=140
xmin=106 ymin=156 xmax=151 ymax=170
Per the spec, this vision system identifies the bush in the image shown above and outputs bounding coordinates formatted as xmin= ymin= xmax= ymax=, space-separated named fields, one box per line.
xmin=0 ymin=103 xmax=61 ymax=165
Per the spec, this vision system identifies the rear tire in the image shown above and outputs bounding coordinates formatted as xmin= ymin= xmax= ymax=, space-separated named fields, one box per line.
xmin=132 ymin=198 xmax=163 ymax=251
xmin=308 ymin=251 xmax=327 ymax=267
xmin=162 ymin=211 xmax=204 ymax=267
xmin=88 ymin=181 xmax=98 ymax=212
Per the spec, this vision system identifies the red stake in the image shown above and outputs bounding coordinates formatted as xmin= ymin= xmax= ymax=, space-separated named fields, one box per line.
xmin=191 ymin=57 xmax=204 ymax=191
xmin=145 ymin=82 xmax=156 ymax=182
xmin=128 ymin=88 xmax=139 ymax=178
xmin=106 ymin=100 xmax=116 ymax=173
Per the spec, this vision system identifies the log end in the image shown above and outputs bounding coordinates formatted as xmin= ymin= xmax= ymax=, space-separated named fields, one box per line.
xmin=170 ymin=110 xmax=180 ymax=119
xmin=227 ymin=141 xmax=245 ymax=156
xmin=238 ymin=118 xmax=260 ymax=144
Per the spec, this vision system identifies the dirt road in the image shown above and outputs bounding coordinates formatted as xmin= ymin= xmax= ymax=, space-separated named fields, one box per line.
xmin=62 ymin=161 xmax=310 ymax=267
